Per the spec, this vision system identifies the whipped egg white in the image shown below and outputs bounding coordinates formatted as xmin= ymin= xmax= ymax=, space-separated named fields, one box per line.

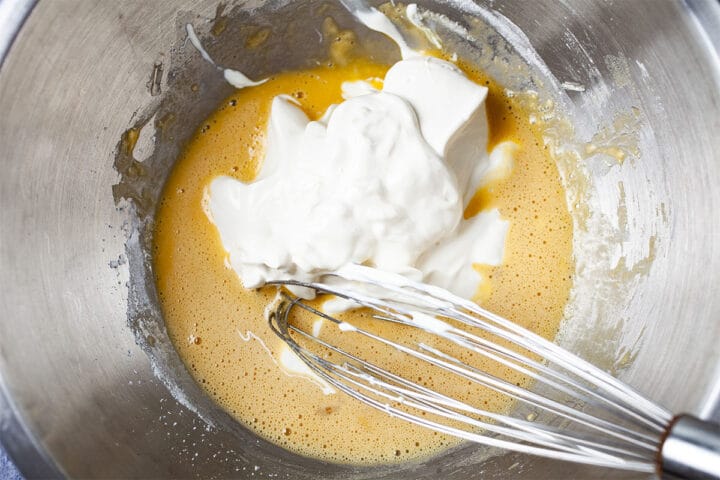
xmin=205 ymin=53 xmax=515 ymax=301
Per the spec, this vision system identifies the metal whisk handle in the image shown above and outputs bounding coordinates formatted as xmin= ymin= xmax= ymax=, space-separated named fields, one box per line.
xmin=661 ymin=415 xmax=720 ymax=480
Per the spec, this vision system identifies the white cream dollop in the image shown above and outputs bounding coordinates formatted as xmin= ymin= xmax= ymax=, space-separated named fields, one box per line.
xmin=206 ymin=56 xmax=514 ymax=301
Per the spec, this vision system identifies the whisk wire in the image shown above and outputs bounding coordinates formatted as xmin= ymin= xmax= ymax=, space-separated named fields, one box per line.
xmin=281 ymin=270 xmax=670 ymax=427
xmin=294 ymin=277 xmax=669 ymax=437
xmin=378 ymin=310 xmax=665 ymax=441
xmin=271 ymin=297 xmax=656 ymax=472
xmin=289 ymin=314 xmax=653 ymax=461
xmin=414 ymin=341 xmax=660 ymax=450
xmin=267 ymin=265 xmax=674 ymax=473
xmin=361 ymin=268 xmax=672 ymax=426
xmin=336 ymin=349 xmax=655 ymax=462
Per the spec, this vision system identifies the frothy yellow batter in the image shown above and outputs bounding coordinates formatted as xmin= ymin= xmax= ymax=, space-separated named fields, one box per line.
xmin=154 ymin=56 xmax=573 ymax=464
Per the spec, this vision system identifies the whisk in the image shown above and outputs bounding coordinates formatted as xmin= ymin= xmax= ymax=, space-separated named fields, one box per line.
xmin=268 ymin=264 xmax=720 ymax=479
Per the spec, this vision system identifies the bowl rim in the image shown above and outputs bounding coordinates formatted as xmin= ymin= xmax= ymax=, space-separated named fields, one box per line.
xmin=0 ymin=0 xmax=718 ymax=477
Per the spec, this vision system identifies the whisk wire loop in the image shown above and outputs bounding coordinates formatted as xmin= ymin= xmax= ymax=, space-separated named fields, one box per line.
xmin=271 ymin=299 xmax=654 ymax=470
xmin=267 ymin=265 xmax=674 ymax=473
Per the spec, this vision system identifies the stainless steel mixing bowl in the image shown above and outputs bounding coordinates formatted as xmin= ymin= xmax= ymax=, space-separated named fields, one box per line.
xmin=1 ymin=0 xmax=719 ymax=478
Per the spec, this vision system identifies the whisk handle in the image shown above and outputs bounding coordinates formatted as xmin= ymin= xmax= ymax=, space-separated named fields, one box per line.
xmin=660 ymin=415 xmax=720 ymax=480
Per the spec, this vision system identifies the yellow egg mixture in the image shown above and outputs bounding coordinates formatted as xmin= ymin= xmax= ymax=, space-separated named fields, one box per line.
xmin=154 ymin=56 xmax=573 ymax=464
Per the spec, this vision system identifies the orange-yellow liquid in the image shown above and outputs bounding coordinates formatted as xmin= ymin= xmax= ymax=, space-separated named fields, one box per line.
xmin=154 ymin=57 xmax=573 ymax=464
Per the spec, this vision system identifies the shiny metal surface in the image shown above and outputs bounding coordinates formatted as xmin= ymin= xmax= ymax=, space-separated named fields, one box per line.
xmin=0 ymin=0 xmax=719 ymax=479
xmin=660 ymin=415 xmax=720 ymax=480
